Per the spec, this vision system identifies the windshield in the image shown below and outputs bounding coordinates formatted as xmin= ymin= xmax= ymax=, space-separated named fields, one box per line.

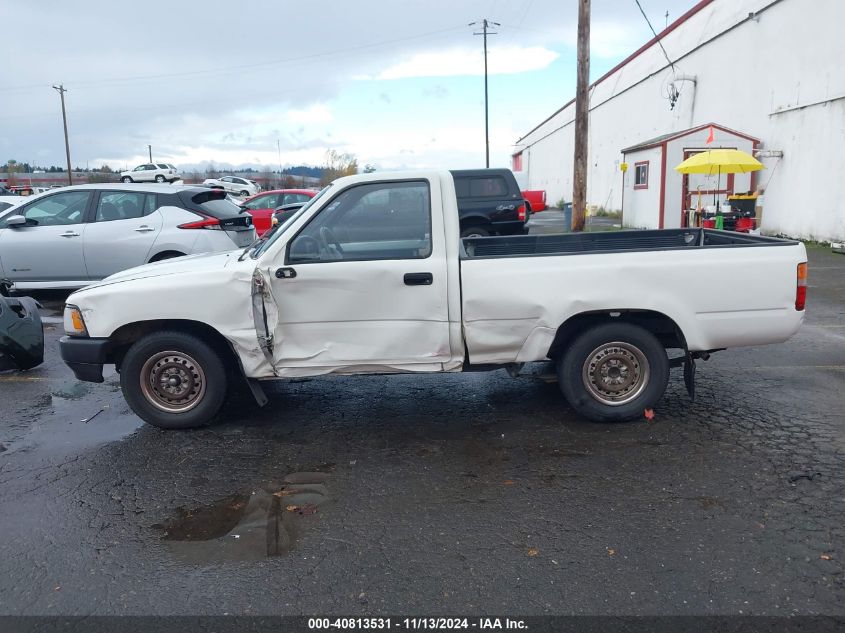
xmin=251 ymin=185 xmax=332 ymax=258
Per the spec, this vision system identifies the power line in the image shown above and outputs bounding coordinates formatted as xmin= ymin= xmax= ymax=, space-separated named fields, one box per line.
xmin=0 ymin=25 xmax=467 ymax=94
xmin=633 ymin=0 xmax=675 ymax=71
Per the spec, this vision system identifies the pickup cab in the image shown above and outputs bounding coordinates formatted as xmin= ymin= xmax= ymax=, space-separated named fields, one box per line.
xmin=59 ymin=170 xmax=808 ymax=430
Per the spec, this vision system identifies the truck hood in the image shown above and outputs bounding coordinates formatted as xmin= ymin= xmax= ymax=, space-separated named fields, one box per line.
xmin=76 ymin=251 xmax=239 ymax=292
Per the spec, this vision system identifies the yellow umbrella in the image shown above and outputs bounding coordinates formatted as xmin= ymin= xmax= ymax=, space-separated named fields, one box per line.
xmin=674 ymin=148 xmax=764 ymax=175
xmin=674 ymin=149 xmax=764 ymax=212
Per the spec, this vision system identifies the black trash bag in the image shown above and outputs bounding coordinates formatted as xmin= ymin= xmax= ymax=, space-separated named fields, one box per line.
xmin=0 ymin=280 xmax=45 ymax=371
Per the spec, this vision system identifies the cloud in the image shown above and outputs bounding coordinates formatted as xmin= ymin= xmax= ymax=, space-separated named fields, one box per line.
xmin=286 ymin=104 xmax=333 ymax=124
xmin=360 ymin=45 xmax=559 ymax=80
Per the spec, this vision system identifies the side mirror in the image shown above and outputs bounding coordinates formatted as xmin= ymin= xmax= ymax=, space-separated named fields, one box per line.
xmin=6 ymin=215 xmax=27 ymax=227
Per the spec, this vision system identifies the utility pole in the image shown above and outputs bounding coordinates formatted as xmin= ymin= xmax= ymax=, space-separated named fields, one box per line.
xmin=571 ymin=0 xmax=590 ymax=232
xmin=52 ymin=84 xmax=73 ymax=185
xmin=148 ymin=145 xmax=153 ymax=162
xmin=470 ymin=19 xmax=499 ymax=167
xmin=277 ymin=138 xmax=283 ymax=186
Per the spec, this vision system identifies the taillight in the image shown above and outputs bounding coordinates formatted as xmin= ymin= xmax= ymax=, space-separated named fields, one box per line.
xmin=796 ymin=262 xmax=807 ymax=310
xmin=517 ymin=204 xmax=526 ymax=221
xmin=178 ymin=217 xmax=221 ymax=230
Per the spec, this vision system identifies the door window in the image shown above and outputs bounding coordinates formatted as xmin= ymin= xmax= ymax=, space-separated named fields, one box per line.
xmin=282 ymin=192 xmax=312 ymax=205
xmin=94 ymin=192 xmax=149 ymax=222
xmin=288 ymin=181 xmax=431 ymax=264
xmin=4 ymin=191 xmax=91 ymax=227
xmin=468 ymin=176 xmax=507 ymax=197
xmin=243 ymin=193 xmax=278 ymax=210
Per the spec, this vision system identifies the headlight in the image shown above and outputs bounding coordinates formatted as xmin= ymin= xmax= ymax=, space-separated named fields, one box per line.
xmin=64 ymin=305 xmax=89 ymax=337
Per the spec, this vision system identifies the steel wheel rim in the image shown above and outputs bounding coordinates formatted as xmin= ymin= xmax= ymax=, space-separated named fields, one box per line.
xmin=140 ymin=350 xmax=206 ymax=413
xmin=581 ymin=341 xmax=650 ymax=406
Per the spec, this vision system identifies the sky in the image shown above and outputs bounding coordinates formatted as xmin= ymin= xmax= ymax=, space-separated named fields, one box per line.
xmin=0 ymin=0 xmax=699 ymax=173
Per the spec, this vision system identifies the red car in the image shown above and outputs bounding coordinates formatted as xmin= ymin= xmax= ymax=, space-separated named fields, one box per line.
xmin=521 ymin=189 xmax=546 ymax=212
xmin=241 ymin=189 xmax=317 ymax=236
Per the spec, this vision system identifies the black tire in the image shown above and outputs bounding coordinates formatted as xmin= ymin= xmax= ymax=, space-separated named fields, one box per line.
xmin=557 ymin=322 xmax=669 ymax=423
xmin=120 ymin=331 xmax=228 ymax=429
xmin=460 ymin=226 xmax=490 ymax=238
xmin=155 ymin=175 xmax=166 ymax=183
xmin=121 ymin=176 xmax=133 ymax=183
xmin=239 ymin=190 xmax=250 ymax=197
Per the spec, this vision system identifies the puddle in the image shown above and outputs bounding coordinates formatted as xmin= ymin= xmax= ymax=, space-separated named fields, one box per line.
xmin=1 ymin=370 xmax=143 ymax=456
xmin=154 ymin=472 xmax=330 ymax=563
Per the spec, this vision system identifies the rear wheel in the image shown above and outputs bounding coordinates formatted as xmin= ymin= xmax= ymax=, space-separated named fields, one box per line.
xmin=120 ymin=331 xmax=228 ymax=429
xmin=121 ymin=176 xmax=133 ymax=183
xmin=557 ymin=322 xmax=669 ymax=422
xmin=155 ymin=175 xmax=165 ymax=183
xmin=240 ymin=190 xmax=250 ymax=197
xmin=460 ymin=226 xmax=490 ymax=238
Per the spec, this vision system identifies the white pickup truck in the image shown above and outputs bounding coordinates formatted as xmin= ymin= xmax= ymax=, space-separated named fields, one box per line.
xmin=59 ymin=170 xmax=808 ymax=429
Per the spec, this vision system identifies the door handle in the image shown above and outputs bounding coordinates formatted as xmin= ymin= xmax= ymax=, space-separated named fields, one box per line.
xmin=60 ymin=231 xmax=80 ymax=237
xmin=496 ymin=204 xmax=516 ymax=211
xmin=275 ymin=267 xmax=297 ymax=279
xmin=404 ymin=272 xmax=433 ymax=286
xmin=134 ymin=226 xmax=156 ymax=232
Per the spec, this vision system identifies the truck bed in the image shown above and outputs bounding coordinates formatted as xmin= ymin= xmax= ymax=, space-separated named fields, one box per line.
xmin=462 ymin=228 xmax=797 ymax=259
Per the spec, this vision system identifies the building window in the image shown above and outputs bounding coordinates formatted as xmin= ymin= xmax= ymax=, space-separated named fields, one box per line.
xmin=634 ymin=161 xmax=649 ymax=189
xmin=512 ymin=152 xmax=523 ymax=171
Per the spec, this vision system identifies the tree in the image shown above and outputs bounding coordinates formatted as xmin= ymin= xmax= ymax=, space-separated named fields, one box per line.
xmin=321 ymin=150 xmax=358 ymax=186
xmin=5 ymin=160 xmax=17 ymax=186
xmin=259 ymin=167 xmax=274 ymax=190
xmin=205 ymin=163 xmax=220 ymax=179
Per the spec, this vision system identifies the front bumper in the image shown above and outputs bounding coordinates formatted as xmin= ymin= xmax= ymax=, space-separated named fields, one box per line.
xmin=59 ymin=336 xmax=110 ymax=383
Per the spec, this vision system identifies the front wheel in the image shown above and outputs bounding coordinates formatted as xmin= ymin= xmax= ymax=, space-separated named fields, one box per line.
xmin=121 ymin=176 xmax=133 ymax=183
xmin=557 ymin=322 xmax=669 ymax=422
xmin=120 ymin=331 xmax=228 ymax=429
xmin=460 ymin=226 xmax=490 ymax=238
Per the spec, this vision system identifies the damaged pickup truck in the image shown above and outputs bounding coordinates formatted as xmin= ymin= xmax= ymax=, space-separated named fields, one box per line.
xmin=0 ymin=279 xmax=44 ymax=371
xmin=59 ymin=170 xmax=808 ymax=429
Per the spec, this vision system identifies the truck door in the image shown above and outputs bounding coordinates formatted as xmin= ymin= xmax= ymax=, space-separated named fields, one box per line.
xmin=265 ymin=178 xmax=452 ymax=371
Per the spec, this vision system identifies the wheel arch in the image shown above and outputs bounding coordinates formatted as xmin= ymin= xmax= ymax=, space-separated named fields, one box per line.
xmin=547 ymin=309 xmax=687 ymax=360
xmin=148 ymin=250 xmax=186 ymax=263
xmin=459 ymin=215 xmax=493 ymax=230
xmin=105 ymin=319 xmax=241 ymax=373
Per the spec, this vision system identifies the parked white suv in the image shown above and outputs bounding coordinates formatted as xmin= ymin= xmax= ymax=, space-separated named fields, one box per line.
xmin=202 ymin=176 xmax=260 ymax=197
xmin=120 ymin=163 xmax=181 ymax=183
xmin=0 ymin=184 xmax=255 ymax=290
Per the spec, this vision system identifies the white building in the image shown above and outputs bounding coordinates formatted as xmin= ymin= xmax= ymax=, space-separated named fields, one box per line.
xmin=512 ymin=0 xmax=845 ymax=242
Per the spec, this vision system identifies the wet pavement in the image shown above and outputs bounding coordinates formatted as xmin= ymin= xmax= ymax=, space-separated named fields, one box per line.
xmin=0 ymin=245 xmax=843 ymax=616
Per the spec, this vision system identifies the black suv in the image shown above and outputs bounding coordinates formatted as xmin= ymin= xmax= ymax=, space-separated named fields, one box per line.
xmin=450 ymin=168 xmax=528 ymax=238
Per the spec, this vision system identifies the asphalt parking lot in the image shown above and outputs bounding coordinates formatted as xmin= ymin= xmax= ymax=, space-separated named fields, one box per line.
xmin=0 ymin=243 xmax=843 ymax=617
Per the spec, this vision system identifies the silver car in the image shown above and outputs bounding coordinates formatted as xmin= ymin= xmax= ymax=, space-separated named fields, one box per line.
xmin=0 ymin=184 xmax=255 ymax=291
xmin=202 ymin=176 xmax=261 ymax=197
xmin=120 ymin=163 xmax=181 ymax=183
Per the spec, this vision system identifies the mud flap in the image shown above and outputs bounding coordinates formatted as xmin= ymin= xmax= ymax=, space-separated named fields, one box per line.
xmin=683 ymin=351 xmax=696 ymax=401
